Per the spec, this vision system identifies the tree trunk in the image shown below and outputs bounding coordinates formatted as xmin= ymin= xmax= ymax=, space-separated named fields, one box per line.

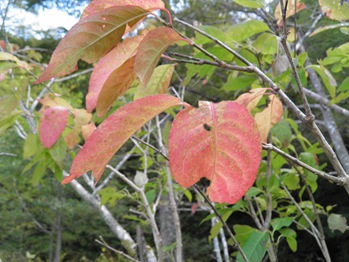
xmin=159 ymin=194 xmax=177 ymax=262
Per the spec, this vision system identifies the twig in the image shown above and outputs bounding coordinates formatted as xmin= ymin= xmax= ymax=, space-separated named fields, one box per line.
xmin=105 ymin=165 xmax=164 ymax=261
xmin=95 ymin=236 xmax=140 ymax=262
xmin=193 ymin=185 xmax=249 ymax=262
xmin=262 ymin=143 xmax=345 ymax=185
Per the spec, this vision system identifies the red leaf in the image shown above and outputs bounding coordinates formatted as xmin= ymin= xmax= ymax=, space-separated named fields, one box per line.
xmin=169 ymin=101 xmax=261 ymax=204
xmin=62 ymin=94 xmax=183 ymax=184
xmin=39 ymin=106 xmax=69 ymax=148
xmin=82 ymin=0 xmax=165 ymax=18
xmin=86 ymin=35 xmax=143 ymax=113
xmin=254 ymin=94 xmax=283 ymax=142
xmin=135 ymin=27 xmax=187 ymax=86
xmin=35 ymin=6 xmax=150 ymax=84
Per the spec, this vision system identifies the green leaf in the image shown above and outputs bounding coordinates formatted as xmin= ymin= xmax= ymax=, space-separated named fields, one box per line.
xmin=253 ymin=33 xmax=277 ymax=55
xmin=49 ymin=137 xmax=67 ymax=169
xmin=226 ymin=20 xmax=269 ymax=43
xmin=234 ymin=0 xmax=264 ymax=8
xmin=195 ymin=26 xmax=228 ymax=45
xmin=282 ymin=172 xmax=300 ymax=191
xmin=99 ymin=187 xmax=126 ymax=206
xmin=270 ymin=119 xmax=292 ymax=148
xmin=328 ymin=214 xmax=349 ymax=233
xmin=23 ymin=133 xmax=38 ymax=159
xmin=306 ymin=64 xmax=336 ymax=98
xmin=134 ymin=64 xmax=175 ymax=100
xmin=222 ymin=74 xmax=256 ymax=92
xmin=0 ymin=95 xmax=18 ymax=117
xmin=338 ymin=76 xmax=349 ymax=92
xmin=318 ymin=0 xmax=349 ymax=21
xmin=330 ymin=90 xmax=349 ymax=105
xmin=0 ymin=110 xmax=21 ymax=135
xmin=271 ymin=217 xmax=293 ymax=232
xmin=237 ymin=231 xmax=268 ymax=262
xmin=145 ymin=189 xmax=156 ymax=204
xmin=208 ymin=210 xmax=233 ymax=242
xmin=32 ymin=161 xmax=47 ymax=186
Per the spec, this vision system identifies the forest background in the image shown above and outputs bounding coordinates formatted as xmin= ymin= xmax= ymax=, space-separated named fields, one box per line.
xmin=1 ymin=0 xmax=349 ymax=261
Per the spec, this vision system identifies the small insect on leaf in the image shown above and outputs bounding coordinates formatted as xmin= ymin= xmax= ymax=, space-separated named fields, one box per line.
xmin=203 ymin=123 xmax=212 ymax=131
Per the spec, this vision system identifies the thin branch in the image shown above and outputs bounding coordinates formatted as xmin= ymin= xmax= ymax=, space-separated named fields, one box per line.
xmin=193 ymin=185 xmax=249 ymax=262
xmin=262 ymin=143 xmax=346 ymax=185
xmin=95 ymin=236 xmax=140 ymax=262
xmin=105 ymin=165 xmax=164 ymax=261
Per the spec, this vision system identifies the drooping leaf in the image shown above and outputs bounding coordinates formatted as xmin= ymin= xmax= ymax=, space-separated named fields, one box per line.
xmin=96 ymin=57 xmax=136 ymax=117
xmin=81 ymin=0 xmax=165 ymax=18
xmin=274 ymin=0 xmax=306 ymax=25
xmin=39 ymin=106 xmax=69 ymax=149
xmin=169 ymin=101 xmax=261 ymax=204
xmin=135 ymin=27 xmax=187 ymax=87
xmin=270 ymin=119 xmax=292 ymax=147
xmin=254 ymin=94 xmax=283 ymax=142
xmin=35 ymin=6 xmax=150 ymax=84
xmin=86 ymin=35 xmax=143 ymax=113
xmin=234 ymin=0 xmax=264 ymax=9
xmin=279 ymin=228 xmax=297 ymax=252
xmin=23 ymin=133 xmax=38 ymax=159
xmin=134 ymin=64 xmax=175 ymax=100
xmin=62 ymin=94 xmax=183 ymax=184
xmin=319 ymin=0 xmax=349 ymax=21
xmin=237 ymin=231 xmax=268 ymax=262
xmin=49 ymin=137 xmax=67 ymax=169
xmin=81 ymin=122 xmax=97 ymax=142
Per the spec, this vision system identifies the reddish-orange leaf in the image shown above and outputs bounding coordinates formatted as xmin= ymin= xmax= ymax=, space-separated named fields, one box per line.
xmin=35 ymin=6 xmax=150 ymax=84
xmin=82 ymin=0 xmax=165 ymax=18
xmin=62 ymin=94 xmax=183 ymax=185
xmin=86 ymin=36 xmax=143 ymax=113
xmin=169 ymin=101 xmax=262 ymax=204
xmin=135 ymin=27 xmax=187 ymax=87
xmin=39 ymin=106 xmax=69 ymax=148
xmin=96 ymin=57 xmax=136 ymax=117
xmin=81 ymin=122 xmax=97 ymax=142
xmin=254 ymin=94 xmax=283 ymax=142
xmin=235 ymin=88 xmax=268 ymax=112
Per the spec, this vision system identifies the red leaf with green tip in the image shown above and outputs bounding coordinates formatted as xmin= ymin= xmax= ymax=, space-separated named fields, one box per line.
xmin=169 ymin=101 xmax=261 ymax=204
xmin=86 ymin=35 xmax=144 ymax=114
xmin=135 ymin=27 xmax=188 ymax=87
xmin=62 ymin=94 xmax=183 ymax=184
xmin=35 ymin=6 xmax=150 ymax=84
xmin=82 ymin=0 xmax=165 ymax=18
xmin=39 ymin=106 xmax=69 ymax=149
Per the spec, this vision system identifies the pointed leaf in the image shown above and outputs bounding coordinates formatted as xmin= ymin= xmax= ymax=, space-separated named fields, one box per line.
xmin=235 ymin=88 xmax=268 ymax=112
xmin=35 ymin=6 xmax=150 ymax=84
xmin=254 ymin=95 xmax=283 ymax=142
xmin=39 ymin=106 xmax=69 ymax=149
xmin=96 ymin=56 xmax=136 ymax=117
xmin=134 ymin=64 xmax=175 ymax=100
xmin=62 ymin=94 xmax=183 ymax=184
xmin=169 ymin=101 xmax=262 ymax=204
xmin=234 ymin=0 xmax=264 ymax=9
xmin=135 ymin=27 xmax=187 ymax=86
xmin=86 ymin=35 xmax=144 ymax=113
xmin=82 ymin=0 xmax=165 ymax=18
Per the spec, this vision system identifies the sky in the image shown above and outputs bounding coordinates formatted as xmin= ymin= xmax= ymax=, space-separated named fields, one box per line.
xmin=7 ymin=6 xmax=79 ymax=38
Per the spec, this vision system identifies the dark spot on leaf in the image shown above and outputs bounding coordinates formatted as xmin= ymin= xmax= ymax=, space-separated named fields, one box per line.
xmin=203 ymin=123 xmax=211 ymax=131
